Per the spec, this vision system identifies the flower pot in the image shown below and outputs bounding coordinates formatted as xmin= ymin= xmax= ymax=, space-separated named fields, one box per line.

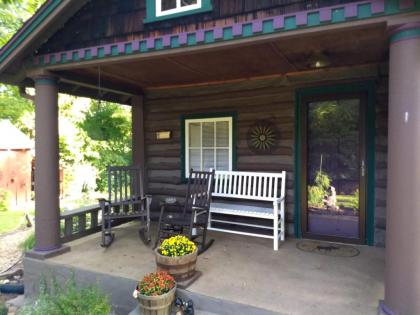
xmin=155 ymin=248 xmax=198 ymax=281
xmin=137 ymin=285 xmax=176 ymax=315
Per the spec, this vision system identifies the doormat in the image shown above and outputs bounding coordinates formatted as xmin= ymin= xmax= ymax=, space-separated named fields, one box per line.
xmin=296 ymin=240 xmax=360 ymax=257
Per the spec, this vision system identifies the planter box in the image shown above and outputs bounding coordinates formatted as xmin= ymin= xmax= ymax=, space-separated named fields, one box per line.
xmin=137 ymin=286 xmax=176 ymax=315
xmin=155 ymin=249 xmax=198 ymax=282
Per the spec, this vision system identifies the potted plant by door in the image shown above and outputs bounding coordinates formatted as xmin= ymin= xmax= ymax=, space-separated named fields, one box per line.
xmin=133 ymin=271 xmax=176 ymax=315
xmin=155 ymin=235 xmax=198 ymax=281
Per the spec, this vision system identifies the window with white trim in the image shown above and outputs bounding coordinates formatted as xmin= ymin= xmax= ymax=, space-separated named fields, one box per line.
xmin=185 ymin=117 xmax=233 ymax=177
xmin=156 ymin=0 xmax=202 ymax=17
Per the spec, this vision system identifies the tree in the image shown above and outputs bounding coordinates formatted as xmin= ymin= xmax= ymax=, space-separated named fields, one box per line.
xmin=0 ymin=0 xmax=45 ymax=136
xmin=78 ymin=101 xmax=132 ymax=192
xmin=0 ymin=0 xmax=45 ymax=46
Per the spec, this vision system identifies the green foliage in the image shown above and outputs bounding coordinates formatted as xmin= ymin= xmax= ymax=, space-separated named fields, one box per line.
xmin=20 ymin=231 xmax=35 ymax=251
xmin=0 ymin=86 xmax=35 ymax=137
xmin=0 ymin=0 xmax=45 ymax=47
xmin=0 ymin=210 xmax=25 ymax=234
xmin=0 ymin=0 xmax=44 ymax=137
xmin=353 ymin=189 xmax=359 ymax=211
xmin=307 ymin=185 xmax=324 ymax=208
xmin=314 ymin=171 xmax=330 ymax=192
xmin=307 ymin=171 xmax=332 ymax=208
xmin=336 ymin=190 xmax=359 ymax=213
xmin=59 ymin=136 xmax=75 ymax=168
xmin=0 ymin=302 xmax=7 ymax=315
xmin=0 ymin=188 xmax=11 ymax=212
xmin=19 ymin=276 xmax=111 ymax=315
xmin=78 ymin=104 xmax=129 ymax=142
xmin=78 ymin=102 xmax=132 ymax=192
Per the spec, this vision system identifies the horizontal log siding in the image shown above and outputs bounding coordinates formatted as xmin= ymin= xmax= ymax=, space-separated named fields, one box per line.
xmin=144 ymin=78 xmax=388 ymax=244
xmin=144 ymin=83 xmax=296 ymax=233
xmin=38 ymin=0 xmax=359 ymax=54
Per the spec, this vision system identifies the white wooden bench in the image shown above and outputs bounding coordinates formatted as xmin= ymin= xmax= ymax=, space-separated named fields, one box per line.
xmin=208 ymin=170 xmax=286 ymax=250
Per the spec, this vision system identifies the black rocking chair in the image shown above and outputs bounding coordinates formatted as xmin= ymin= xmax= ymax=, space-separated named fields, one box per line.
xmin=155 ymin=169 xmax=215 ymax=254
xmin=99 ymin=166 xmax=151 ymax=247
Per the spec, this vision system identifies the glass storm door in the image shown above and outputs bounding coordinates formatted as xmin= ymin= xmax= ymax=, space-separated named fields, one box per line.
xmin=301 ymin=93 xmax=366 ymax=243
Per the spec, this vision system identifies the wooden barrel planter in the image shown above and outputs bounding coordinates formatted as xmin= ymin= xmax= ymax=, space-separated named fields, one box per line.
xmin=155 ymin=248 xmax=198 ymax=281
xmin=137 ymin=286 xmax=176 ymax=315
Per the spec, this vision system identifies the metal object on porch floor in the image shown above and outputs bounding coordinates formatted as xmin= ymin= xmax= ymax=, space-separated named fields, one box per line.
xmin=155 ymin=169 xmax=215 ymax=254
xmin=99 ymin=166 xmax=151 ymax=247
xmin=296 ymin=240 xmax=360 ymax=257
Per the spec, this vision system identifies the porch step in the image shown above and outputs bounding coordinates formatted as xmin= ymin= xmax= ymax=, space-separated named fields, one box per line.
xmin=128 ymin=305 xmax=218 ymax=315
xmin=25 ymin=257 xmax=281 ymax=315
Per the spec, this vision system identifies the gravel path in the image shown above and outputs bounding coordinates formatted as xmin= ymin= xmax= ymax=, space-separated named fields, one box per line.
xmin=0 ymin=228 xmax=33 ymax=274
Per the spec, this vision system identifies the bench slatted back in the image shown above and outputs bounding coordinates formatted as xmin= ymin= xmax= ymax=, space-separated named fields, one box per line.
xmin=213 ymin=170 xmax=286 ymax=202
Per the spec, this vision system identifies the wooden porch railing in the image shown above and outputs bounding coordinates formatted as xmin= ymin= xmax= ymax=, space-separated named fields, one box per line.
xmin=60 ymin=205 xmax=102 ymax=243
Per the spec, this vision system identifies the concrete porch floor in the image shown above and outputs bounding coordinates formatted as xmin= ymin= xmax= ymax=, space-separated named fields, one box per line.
xmin=31 ymin=223 xmax=384 ymax=315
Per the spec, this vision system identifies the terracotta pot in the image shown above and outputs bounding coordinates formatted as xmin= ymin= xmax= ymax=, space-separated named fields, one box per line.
xmin=137 ymin=285 xmax=176 ymax=315
xmin=155 ymin=248 xmax=198 ymax=281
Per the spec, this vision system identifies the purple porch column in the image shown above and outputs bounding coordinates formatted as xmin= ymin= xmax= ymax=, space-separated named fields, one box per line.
xmin=27 ymin=74 xmax=69 ymax=259
xmin=382 ymin=22 xmax=420 ymax=315
xmin=132 ymin=95 xmax=147 ymax=195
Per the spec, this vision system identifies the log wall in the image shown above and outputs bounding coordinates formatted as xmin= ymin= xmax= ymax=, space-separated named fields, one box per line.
xmin=143 ymin=77 xmax=388 ymax=244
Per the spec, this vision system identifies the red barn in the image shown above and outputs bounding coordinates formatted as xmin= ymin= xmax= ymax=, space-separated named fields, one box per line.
xmin=0 ymin=120 xmax=33 ymax=208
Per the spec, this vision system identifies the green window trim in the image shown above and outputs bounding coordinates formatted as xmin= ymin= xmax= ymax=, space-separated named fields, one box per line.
xmin=180 ymin=112 xmax=237 ymax=182
xmin=294 ymin=81 xmax=376 ymax=246
xmin=144 ymin=0 xmax=213 ymax=23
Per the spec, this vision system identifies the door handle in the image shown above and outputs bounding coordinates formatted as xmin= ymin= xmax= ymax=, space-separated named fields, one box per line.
xmin=361 ymin=160 xmax=365 ymax=177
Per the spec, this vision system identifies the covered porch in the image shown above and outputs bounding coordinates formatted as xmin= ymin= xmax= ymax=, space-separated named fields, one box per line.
xmin=24 ymin=222 xmax=385 ymax=315
xmin=8 ymin=1 xmax=419 ymax=314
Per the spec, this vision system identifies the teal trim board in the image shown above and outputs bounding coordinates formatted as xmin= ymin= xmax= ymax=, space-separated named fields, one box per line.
xmin=34 ymin=77 xmax=58 ymax=86
xmin=390 ymin=26 xmax=420 ymax=43
xmin=180 ymin=112 xmax=237 ymax=182
xmin=294 ymin=82 xmax=376 ymax=245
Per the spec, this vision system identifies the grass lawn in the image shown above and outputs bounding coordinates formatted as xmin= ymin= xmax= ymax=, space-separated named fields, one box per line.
xmin=336 ymin=194 xmax=357 ymax=209
xmin=0 ymin=210 xmax=25 ymax=235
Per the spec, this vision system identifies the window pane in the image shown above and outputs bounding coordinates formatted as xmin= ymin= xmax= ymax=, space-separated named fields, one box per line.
xmin=202 ymin=122 xmax=214 ymax=147
xmin=181 ymin=0 xmax=198 ymax=6
xmin=216 ymin=121 xmax=229 ymax=147
xmin=216 ymin=149 xmax=229 ymax=170
xmin=189 ymin=149 xmax=201 ymax=171
xmin=162 ymin=0 xmax=177 ymax=10
xmin=203 ymin=149 xmax=215 ymax=171
xmin=189 ymin=123 xmax=201 ymax=147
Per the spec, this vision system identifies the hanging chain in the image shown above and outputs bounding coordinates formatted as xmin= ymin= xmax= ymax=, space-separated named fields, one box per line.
xmin=97 ymin=65 xmax=102 ymax=109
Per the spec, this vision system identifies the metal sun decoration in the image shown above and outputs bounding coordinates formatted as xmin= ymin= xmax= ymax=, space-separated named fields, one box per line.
xmin=247 ymin=120 xmax=278 ymax=153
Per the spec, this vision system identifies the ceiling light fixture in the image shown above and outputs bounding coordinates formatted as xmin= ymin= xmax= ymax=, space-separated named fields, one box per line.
xmin=309 ymin=51 xmax=331 ymax=69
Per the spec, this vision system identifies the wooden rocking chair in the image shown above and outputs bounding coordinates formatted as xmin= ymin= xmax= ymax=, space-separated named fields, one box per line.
xmin=99 ymin=166 xmax=151 ymax=247
xmin=155 ymin=169 xmax=215 ymax=254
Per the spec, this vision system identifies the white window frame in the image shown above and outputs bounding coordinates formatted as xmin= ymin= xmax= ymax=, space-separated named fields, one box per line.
xmin=185 ymin=117 xmax=233 ymax=178
xmin=156 ymin=0 xmax=202 ymax=17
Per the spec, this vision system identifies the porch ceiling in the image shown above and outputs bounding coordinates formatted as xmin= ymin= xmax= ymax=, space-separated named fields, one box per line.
xmin=53 ymin=23 xmax=388 ymax=98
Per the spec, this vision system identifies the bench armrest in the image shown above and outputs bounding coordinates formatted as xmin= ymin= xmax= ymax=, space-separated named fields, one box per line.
xmin=274 ymin=196 xmax=285 ymax=203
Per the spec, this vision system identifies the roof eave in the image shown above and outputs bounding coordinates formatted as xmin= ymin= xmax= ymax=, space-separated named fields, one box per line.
xmin=0 ymin=0 xmax=88 ymax=85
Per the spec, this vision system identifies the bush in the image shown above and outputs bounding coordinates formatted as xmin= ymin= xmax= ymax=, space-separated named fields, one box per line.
xmin=20 ymin=231 xmax=35 ymax=252
xmin=314 ymin=171 xmax=330 ymax=192
xmin=308 ymin=185 xmax=324 ymax=208
xmin=19 ymin=276 xmax=111 ymax=315
xmin=0 ymin=302 xmax=7 ymax=315
xmin=0 ymin=188 xmax=11 ymax=212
